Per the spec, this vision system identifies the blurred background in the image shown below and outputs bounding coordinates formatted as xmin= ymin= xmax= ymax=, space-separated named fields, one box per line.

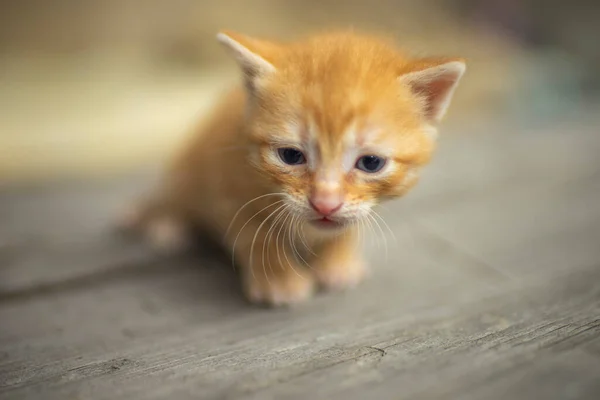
xmin=1 ymin=0 xmax=599 ymax=184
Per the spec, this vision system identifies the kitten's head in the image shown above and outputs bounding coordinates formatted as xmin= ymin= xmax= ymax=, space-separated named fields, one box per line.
xmin=218 ymin=30 xmax=465 ymax=232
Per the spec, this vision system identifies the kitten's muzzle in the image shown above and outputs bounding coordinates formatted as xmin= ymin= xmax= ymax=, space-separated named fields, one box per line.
xmin=308 ymin=198 xmax=343 ymax=218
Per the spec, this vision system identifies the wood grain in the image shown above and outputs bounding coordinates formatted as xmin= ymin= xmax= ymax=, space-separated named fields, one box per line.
xmin=1 ymin=120 xmax=599 ymax=399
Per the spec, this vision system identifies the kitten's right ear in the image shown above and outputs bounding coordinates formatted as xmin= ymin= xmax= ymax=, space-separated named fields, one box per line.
xmin=216 ymin=31 xmax=277 ymax=87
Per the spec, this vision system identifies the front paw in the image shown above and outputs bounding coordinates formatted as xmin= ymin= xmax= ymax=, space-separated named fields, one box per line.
xmin=243 ymin=269 xmax=315 ymax=307
xmin=314 ymin=259 xmax=368 ymax=291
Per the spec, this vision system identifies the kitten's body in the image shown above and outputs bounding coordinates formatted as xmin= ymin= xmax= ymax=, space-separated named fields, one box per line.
xmin=120 ymin=31 xmax=465 ymax=306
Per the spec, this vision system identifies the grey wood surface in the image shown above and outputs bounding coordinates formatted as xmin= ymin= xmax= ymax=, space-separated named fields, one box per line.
xmin=1 ymin=117 xmax=600 ymax=399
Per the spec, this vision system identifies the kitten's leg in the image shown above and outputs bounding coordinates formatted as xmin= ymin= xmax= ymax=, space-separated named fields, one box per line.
xmin=116 ymin=194 xmax=191 ymax=254
xmin=312 ymin=229 xmax=368 ymax=291
xmin=115 ymin=195 xmax=154 ymax=232
xmin=231 ymin=221 xmax=315 ymax=306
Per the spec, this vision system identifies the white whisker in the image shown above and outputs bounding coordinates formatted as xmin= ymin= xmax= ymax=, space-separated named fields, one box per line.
xmin=283 ymin=213 xmax=306 ymax=279
xmin=291 ymin=215 xmax=314 ymax=271
xmin=371 ymin=209 xmax=397 ymax=244
xmin=225 ymin=193 xmax=285 ymax=240
xmin=262 ymin=206 xmax=288 ymax=277
xmin=248 ymin=203 xmax=287 ymax=284
xmin=362 ymin=212 xmax=378 ymax=248
xmin=274 ymin=207 xmax=291 ymax=272
xmin=367 ymin=211 xmax=388 ymax=263
xmin=358 ymin=215 xmax=367 ymax=246
xmin=298 ymin=221 xmax=317 ymax=257
xmin=231 ymin=200 xmax=284 ymax=270
xmin=355 ymin=217 xmax=364 ymax=252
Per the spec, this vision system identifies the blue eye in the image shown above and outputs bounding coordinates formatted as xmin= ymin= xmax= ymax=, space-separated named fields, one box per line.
xmin=356 ymin=155 xmax=386 ymax=173
xmin=278 ymin=148 xmax=306 ymax=165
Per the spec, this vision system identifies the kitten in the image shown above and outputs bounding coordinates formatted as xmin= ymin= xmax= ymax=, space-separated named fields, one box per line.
xmin=119 ymin=30 xmax=466 ymax=306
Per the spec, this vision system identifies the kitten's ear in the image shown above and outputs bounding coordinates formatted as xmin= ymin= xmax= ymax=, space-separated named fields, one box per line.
xmin=216 ymin=31 xmax=278 ymax=87
xmin=399 ymin=58 xmax=466 ymax=123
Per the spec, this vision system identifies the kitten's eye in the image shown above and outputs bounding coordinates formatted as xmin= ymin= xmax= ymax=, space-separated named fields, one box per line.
xmin=356 ymin=155 xmax=386 ymax=173
xmin=278 ymin=148 xmax=306 ymax=165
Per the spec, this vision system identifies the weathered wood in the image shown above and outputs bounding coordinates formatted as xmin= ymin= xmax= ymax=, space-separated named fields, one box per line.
xmin=0 ymin=174 xmax=157 ymax=296
xmin=1 ymin=259 xmax=597 ymax=399
xmin=1 ymin=119 xmax=600 ymax=399
xmin=417 ymin=170 xmax=600 ymax=279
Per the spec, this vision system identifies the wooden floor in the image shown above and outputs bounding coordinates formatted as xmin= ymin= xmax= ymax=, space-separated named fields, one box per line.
xmin=1 ymin=116 xmax=600 ymax=399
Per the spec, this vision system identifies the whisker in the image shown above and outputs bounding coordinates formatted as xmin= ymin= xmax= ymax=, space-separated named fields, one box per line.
xmin=371 ymin=210 xmax=397 ymax=244
xmin=231 ymin=200 xmax=284 ymax=270
xmin=283 ymin=213 xmax=306 ymax=279
xmin=225 ymin=192 xmax=286 ymax=240
xmin=367 ymin=211 xmax=388 ymax=263
xmin=248 ymin=203 xmax=287 ymax=284
xmin=298 ymin=221 xmax=317 ymax=257
xmin=355 ymin=217 xmax=365 ymax=250
xmin=290 ymin=215 xmax=314 ymax=271
xmin=358 ymin=215 xmax=368 ymax=247
xmin=274 ymin=207 xmax=291 ymax=273
xmin=355 ymin=218 xmax=365 ymax=249
xmin=261 ymin=206 xmax=283 ymax=274
xmin=376 ymin=203 xmax=391 ymax=211
xmin=262 ymin=206 xmax=288 ymax=278
xmin=362 ymin=212 xmax=378 ymax=248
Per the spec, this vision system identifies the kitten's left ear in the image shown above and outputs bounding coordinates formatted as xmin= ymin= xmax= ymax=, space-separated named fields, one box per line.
xmin=399 ymin=58 xmax=466 ymax=123
xmin=216 ymin=31 xmax=279 ymax=90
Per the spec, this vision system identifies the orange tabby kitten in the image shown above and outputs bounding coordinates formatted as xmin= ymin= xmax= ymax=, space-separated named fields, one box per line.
xmin=119 ymin=30 xmax=466 ymax=306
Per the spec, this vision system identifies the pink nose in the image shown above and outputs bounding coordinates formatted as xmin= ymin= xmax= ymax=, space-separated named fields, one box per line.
xmin=309 ymin=199 xmax=343 ymax=216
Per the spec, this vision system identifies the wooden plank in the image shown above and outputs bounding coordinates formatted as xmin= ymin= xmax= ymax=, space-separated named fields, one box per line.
xmin=0 ymin=223 xmax=496 ymax=364
xmin=1 ymin=258 xmax=597 ymax=399
xmin=1 ymin=118 xmax=600 ymax=399
xmin=0 ymin=217 xmax=523 ymax=399
xmin=401 ymin=117 xmax=600 ymax=211
xmin=0 ymin=175 xmax=159 ymax=295
xmin=415 ymin=173 xmax=600 ymax=280
xmin=228 ymin=267 xmax=600 ymax=400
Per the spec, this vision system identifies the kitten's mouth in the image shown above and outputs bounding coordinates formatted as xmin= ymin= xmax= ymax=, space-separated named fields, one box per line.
xmin=310 ymin=217 xmax=344 ymax=229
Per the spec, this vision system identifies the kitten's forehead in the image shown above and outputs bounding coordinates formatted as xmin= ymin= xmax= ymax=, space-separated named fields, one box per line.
xmin=305 ymin=115 xmax=385 ymax=153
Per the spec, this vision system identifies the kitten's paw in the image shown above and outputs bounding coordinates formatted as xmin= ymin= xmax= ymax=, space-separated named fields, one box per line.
xmin=145 ymin=217 xmax=190 ymax=254
xmin=115 ymin=201 xmax=190 ymax=254
xmin=314 ymin=259 xmax=368 ymax=291
xmin=115 ymin=202 xmax=145 ymax=233
xmin=244 ymin=271 xmax=315 ymax=307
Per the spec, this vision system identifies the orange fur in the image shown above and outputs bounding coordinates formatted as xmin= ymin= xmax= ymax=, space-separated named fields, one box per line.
xmin=119 ymin=30 xmax=466 ymax=307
